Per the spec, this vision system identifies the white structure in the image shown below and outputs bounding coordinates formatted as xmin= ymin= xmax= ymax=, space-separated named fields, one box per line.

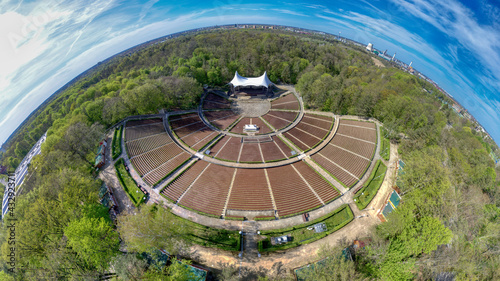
xmin=366 ymin=43 xmax=373 ymax=52
xmin=229 ymin=71 xmax=273 ymax=89
xmin=2 ymin=132 xmax=47 ymax=219
xmin=244 ymin=124 xmax=259 ymax=131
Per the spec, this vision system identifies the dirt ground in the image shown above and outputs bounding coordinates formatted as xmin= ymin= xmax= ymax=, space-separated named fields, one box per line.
xmin=372 ymin=57 xmax=385 ymax=67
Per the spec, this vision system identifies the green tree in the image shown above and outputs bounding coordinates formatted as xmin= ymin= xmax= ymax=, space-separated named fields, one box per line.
xmin=64 ymin=216 xmax=120 ymax=271
xmin=117 ymin=204 xmax=191 ymax=254
xmin=112 ymin=253 xmax=148 ymax=280
xmin=0 ymin=271 xmax=14 ymax=281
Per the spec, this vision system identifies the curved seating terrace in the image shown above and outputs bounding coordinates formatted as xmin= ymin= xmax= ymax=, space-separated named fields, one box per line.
xmin=123 ymin=87 xmax=380 ymax=219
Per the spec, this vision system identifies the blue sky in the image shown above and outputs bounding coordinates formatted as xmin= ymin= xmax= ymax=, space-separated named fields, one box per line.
xmin=1 ymin=0 xmax=499 ymax=146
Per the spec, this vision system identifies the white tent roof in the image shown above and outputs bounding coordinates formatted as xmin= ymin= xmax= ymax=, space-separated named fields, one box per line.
xmin=229 ymin=71 xmax=273 ymax=88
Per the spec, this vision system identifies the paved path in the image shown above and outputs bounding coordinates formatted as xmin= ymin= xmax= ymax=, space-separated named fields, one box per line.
xmin=98 ymin=131 xmax=136 ymax=215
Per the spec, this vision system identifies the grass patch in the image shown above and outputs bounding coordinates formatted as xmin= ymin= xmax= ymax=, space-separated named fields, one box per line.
xmin=171 ymin=212 xmax=241 ymax=252
xmin=264 ymin=158 xmax=287 ymax=163
xmin=380 ymin=137 xmax=390 ymax=161
xmin=259 ymin=205 xmax=354 ymax=252
xmin=112 ymin=125 xmax=123 ymax=160
xmin=225 ymin=216 xmax=245 ymax=221
xmin=354 ymin=160 xmax=387 ymax=210
xmin=255 ymin=216 xmax=275 ymax=221
xmin=114 ymin=158 xmax=145 ymax=207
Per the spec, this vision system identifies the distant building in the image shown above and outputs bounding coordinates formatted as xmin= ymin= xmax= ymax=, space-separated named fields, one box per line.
xmin=2 ymin=132 xmax=47 ymax=219
xmin=366 ymin=43 xmax=373 ymax=52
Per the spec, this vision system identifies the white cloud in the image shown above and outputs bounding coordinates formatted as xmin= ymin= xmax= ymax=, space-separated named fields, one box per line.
xmin=0 ymin=3 xmax=286 ymax=144
xmin=390 ymin=0 xmax=500 ymax=88
xmin=139 ymin=0 xmax=160 ymax=22
xmin=271 ymin=9 xmax=309 ymax=17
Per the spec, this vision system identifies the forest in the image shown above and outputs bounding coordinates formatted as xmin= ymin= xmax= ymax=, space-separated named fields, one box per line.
xmin=0 ymin=28 xmax=498 ymax=280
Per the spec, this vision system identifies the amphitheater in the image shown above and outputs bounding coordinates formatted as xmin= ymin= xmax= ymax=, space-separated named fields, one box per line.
xmin=120 ymin=84 xmax=381 ymax=222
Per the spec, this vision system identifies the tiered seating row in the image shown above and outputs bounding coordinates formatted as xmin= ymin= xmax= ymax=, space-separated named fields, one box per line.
xmin=311 ymin=154 xmax=358 ymax=187
xmin=337 ymin=122 xmax=376 ymax=143
xmin=203 ymin=110 xmax=235 ymax=121
xmin=179 ymin=164 xmax=234 ymax=216
xmin=212 ymin=137 xmax=241 ymax=162
xmin=341 ymin=119 xmax=375 ymax=129
xmin=205 ymin=112 xmax=240 ymax=130
xmin=162 ymin=161 xmax=209 ymax=202
xmin=182 ymin=128 xmax=217 ymax=147
xmin=190 ymin=131 xmax=219 ymax=151
xmin=130 ymin=142 xmax=185 ymax=176
xmin=125 ymin=123 xmax=165 ymax=142
xmin=205 ymin=93 xmax=231 ymax=104
xmin=203 ymin=101 xmax=231 ymax=110
xmin=261 ymin=111 xmax=297 ymax=130
xmin=284 ymin=128 xmax=321 ymax=151
xmin=302 ymin=114 xmax=333 ymax=130
xmin=230 ymin=117 xmax=273 ymax=134
xmin=126 ymin=118 xmax=162 ymax=128
xmin=260 ymin=139 xmax=288 ymax=161
xmin=142 ymin=152 xmax=190 ymax=185
xmin=269 ymin=111 xmax=298 ymax=122
xmin=238 ymin=143 xmax=263 ymax=163
xmin=162 ymin=160 xmax=338 ymax=216
xmin=173 ymin=122 xmax=207 ymax=138
xmin=271 ymin=94 xmax=299 ymax=110
xmin=126 ymin=133 xmax=173 ymax=156
xmin=209 ymin=136 xmax=292 ymax=162
xmin=170 ymin=116 xmax=203 ymax=129
xmin=293 ymin=161 xmax=340 ymax=203
xmin=319 ymin=145 xmax=369 ymax=179
xmin=267 ymin=165 xmax=322 ymax=216
xmin=331 ymin=135 xmax=375 ymax=159
xmin=227 ymin=169 xmax=274 ymax=211
xmin=169 ymin=113 xmax=198 ymax=122
xmin=295 ymin=122 xmax=329 ymax=140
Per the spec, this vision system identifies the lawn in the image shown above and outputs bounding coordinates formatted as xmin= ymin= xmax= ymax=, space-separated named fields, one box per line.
xmin=259 ymin=205 xmax=354 ymax=252
xmin=186 ymin=220 xmax=241 ymax=252
xmin=380 ymin=137 xmax=390 ymax=161
xmin=164 ymin=210 xmax=241 ymax=252
xmin=112 ymin=125 xmax=123 ymax=160
xmin=354 ymin=160 xmax=387 ymax=210
xmin=114 ymin=158 xmax=145 ymax=207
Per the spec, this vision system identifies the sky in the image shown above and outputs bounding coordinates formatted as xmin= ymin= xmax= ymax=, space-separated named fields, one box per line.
xmin=1 ymin=0 xmax=499 ymax=147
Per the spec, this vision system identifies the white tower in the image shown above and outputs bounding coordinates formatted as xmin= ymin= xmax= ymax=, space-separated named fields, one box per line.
xmin=391 ymin=53 xmax=396 ymax=61
xmin=366 ymin=43 xmax=373 ymax=52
